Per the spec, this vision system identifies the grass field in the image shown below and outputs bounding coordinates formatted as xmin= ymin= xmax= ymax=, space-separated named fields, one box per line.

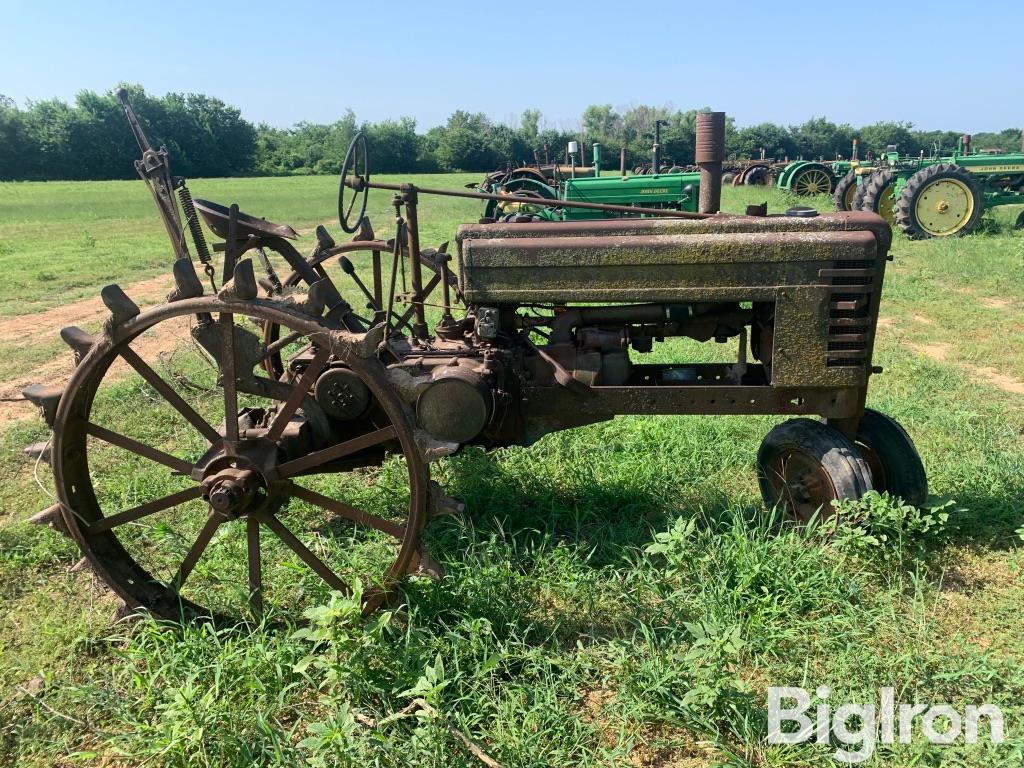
xmin=0 ymin=175 xmax=1022 ymax=767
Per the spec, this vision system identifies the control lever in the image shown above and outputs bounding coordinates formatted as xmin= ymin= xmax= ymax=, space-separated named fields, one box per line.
xmin=340 ymin=256 xmax=379 ymax=311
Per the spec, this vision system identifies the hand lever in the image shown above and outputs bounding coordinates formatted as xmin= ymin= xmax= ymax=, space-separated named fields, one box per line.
xmin=340 ymin=256 xmax=379 ymax=311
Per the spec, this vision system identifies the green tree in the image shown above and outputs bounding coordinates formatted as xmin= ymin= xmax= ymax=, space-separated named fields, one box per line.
xmin=728 ymin=123 xmax=794 ymax=161
xmin=433 ymin=111 xmax=499 ymax=171
xmin=363 ymin=117 xmax=421 ymax=173
xmin=520 ymin=109 xmax=540 ymax=143
xmin=858 ymin=121 xmax=919 ymax=156
xmin=789 ymin=117 xmax=854 ymax=160
xmin=0 ymin=95 xmax=37 ymax=180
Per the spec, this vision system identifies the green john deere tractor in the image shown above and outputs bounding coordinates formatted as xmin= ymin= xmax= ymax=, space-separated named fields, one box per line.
xmin=777 ymin=140 xmax=870 ymax=208
xmin=846 ymin=135 xmax=1024 ymax=237
xmin=479 ymin=139 xmax=700 ymax=223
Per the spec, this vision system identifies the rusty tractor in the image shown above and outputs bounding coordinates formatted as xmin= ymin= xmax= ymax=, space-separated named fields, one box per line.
xmin=23 ymin=97 xmax=927 ymax=623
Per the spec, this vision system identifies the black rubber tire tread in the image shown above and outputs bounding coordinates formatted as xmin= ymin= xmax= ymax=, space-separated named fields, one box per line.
xmin=833 ymin=170 xmax=858 ymax=211
xmin=853 ymin=408 xmax=928 ymax=506
xmin=894 ymin=163 xmax=984 ymax=239
xmin=860 ymin=168 xmax=897 ymax=218
xmin=757 ymin=417 xmax=873 ymax=519
xmin=744 ymin=166 xmax=771 ymax=186
xmin=851 ymin=173 xmax=870 ymax=211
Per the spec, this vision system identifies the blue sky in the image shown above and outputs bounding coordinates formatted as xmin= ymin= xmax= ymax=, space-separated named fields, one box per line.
xmin=2 ymin=0 xmax=1021 ymax=133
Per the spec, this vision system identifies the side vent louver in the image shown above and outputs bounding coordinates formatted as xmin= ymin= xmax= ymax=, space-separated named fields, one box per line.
xmin=821 ymin=259 xmax=876 ymax=368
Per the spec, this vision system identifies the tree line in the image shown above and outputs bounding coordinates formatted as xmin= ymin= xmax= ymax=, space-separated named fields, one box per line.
xmin=1 ymin=85 xmax=1020 ymax=181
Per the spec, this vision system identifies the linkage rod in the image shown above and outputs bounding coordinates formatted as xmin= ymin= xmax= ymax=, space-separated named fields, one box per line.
xmin=347 ymin=179 xmax=714 ymax=219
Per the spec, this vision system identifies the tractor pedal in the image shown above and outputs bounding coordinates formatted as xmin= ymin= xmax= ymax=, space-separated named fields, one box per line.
xmin=294 ymin=279 xmax=329 ymax=318
xmin=428 ymin=480 xmax=466 ymax=519
xmin=100 ymin=284 xmax=139 ymax=334
xmin=413 ymin=546 xmax=446 ymax=581
xmin=60 ymin=326 xmax=96 ymax=364
xmin=315 ymin=224 xmax=336 ymax=250
xmin=21 ymin=383 xmax=63 ymax=426
xmin=219 ymin=259 xmax=258 ymax=301
xmin=23 ymin=441 xmax=51 ymax=463
xmin=28 ymin=503 xmax=70 ymax=537
xmin=354 ymin=218 xmax=375 ymax=242
xmin=167 ymin=257 xmax=204 ymax=302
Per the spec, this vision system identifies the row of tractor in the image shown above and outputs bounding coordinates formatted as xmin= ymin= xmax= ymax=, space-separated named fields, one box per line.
xmin=781 ymin=136 xmax=1024 ymax=238
xmin=480 ymin=133 xmax=1024 ymax=239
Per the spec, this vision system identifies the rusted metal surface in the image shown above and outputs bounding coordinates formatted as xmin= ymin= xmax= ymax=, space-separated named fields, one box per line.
xmin=696 ymin=111 xmax=726 ymax=214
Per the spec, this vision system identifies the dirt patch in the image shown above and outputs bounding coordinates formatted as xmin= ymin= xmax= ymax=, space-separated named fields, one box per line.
xmin=910 ymin=342 xmax=951 ymax=362
xmin=876 ymin=316 xmax=896 ymax=328
xmin=0 ymin=312 xmax=192 ymax=426
xmin=974 ymin=367 xmax=1024 ymax=395
xmin=982 ymin=297 xmax=1011 ymax=310
xmin=0 ymin=274 xmax=173 ymax=343
xmin=911 ymin=314 xmax=934 ymax=325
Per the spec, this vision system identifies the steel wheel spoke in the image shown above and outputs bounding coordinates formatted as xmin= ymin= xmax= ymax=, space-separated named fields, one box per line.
xmin=119 ymin=347 xmax=221 ymax=444
xmin=291 ymin=484 xmax=407 ymax=540
xmin=276 ymin=425 xmax=397 ymax=478
xmin=259 ymin=330 xmax=303 ymax=363
xmin=90 ymin=485 xmax=204 ymax=534
xmin=266 ymin=345 xmax=331 ymax=443
xmin=165 ymin=512 xmax=222 ymax=597
xmin=86 ymin=423 xmax=193 ymax=475
xmin=221 ymin=313 xmax=239 ymax=443
xmin=254 ymin=511 xmax=349 ymax=593
xmin=247 ymin=515 xmax=263 ymax=618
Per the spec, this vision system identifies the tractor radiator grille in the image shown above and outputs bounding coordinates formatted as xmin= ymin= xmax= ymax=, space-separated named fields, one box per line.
xmin=824 ymin=258 xmax=878 ymax=368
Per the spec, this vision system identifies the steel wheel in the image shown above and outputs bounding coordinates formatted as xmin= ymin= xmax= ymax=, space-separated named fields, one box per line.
xmin=792 ymin=168 xmax=833 ymax=196
xmin=261 ymin=240 xmax=392 ymax=378
xmin=895 ymin=163 xmax=984 ymax=239
xmin=52 ymin=286 xmax=428 ymax=623
xmin=757 ymin=418 xmax=873 ymax=524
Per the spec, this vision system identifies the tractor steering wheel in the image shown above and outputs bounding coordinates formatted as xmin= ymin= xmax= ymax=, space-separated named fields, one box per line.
xmin=338 ymin=132 xmax=370 ymax=233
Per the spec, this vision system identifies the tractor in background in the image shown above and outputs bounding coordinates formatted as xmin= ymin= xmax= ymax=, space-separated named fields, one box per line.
xmin=779 ymin=140 xmax=871 ymax=206
xmin=477 ymin=120 xmax=712 ymax=222
xmin=845 ymin=135 xmax=1024 ymax=237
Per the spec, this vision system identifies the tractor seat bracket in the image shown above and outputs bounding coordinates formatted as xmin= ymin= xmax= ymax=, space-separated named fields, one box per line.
xmin=193 ymin=198 xmax=299 ymax=241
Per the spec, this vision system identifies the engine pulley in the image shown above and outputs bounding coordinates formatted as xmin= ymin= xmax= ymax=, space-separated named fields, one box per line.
xmin=315 ymin=366 xmax=372 ymax=421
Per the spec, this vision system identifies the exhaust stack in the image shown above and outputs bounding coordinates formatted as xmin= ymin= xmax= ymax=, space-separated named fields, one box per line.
xmin=696 ymin=111 xmax=726 ymax=214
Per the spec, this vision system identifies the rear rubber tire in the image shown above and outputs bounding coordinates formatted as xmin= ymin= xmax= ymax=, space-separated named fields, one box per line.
xmin=745 ymin=166 xmax=771 ymax=186
xmin=851 ymin=409 xmax=928 ymax=507
xmin=894 ymin=163 xmax=984 ymax=239
xmin=860 ymin=168 xmax=898 ymax=225
xmin=757 ymin=418 xmax=874 ymax=523
xmin=833 ymin=170 xmax=858 ymax=211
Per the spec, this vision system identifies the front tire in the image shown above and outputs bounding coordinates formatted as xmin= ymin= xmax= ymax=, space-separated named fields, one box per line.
xmin=851 ymin=409 xmax=928 ymax=506
xmin=757 ymin=418 xmax=874 ymax=523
